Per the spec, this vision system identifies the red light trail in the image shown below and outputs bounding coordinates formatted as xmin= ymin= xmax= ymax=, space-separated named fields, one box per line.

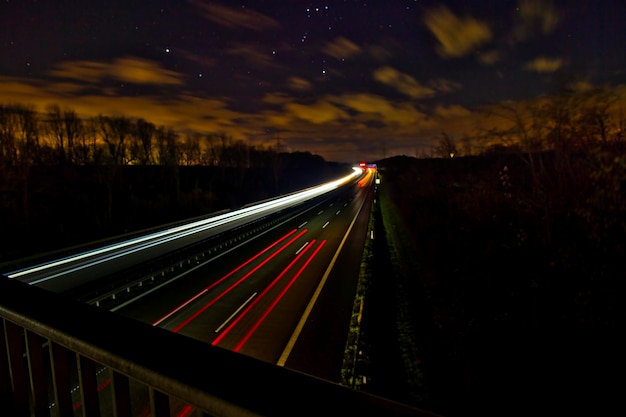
xmin=231 ymin=240 xmax=327 ymax=352
xmin=170 ymin=228 xmax=307 ymax=333
xmin=150 ymin=228 xmax=300 ymax=327
xmin=211 ymin=239 xmax=325 ymax=348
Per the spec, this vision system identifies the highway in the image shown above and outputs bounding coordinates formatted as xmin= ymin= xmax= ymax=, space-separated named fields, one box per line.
xmin=5 ymin=166 xmax=377 ymax=416
xmin=117 ymin=166 xmax=376 ymax=373
xmin=5 ymin=165 xmax=375 ymax=374
xmin=5 ymin=167 xmax=364 ymax=294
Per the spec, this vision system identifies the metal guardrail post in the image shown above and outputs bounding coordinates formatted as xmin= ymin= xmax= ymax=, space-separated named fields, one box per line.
xmin=0 ymin=319 xmax=17 ymax=413
xmin=25 ymin=330 xmax=50 ymax=417
xmin=111 ymin=369 xmax=132 ymax=417
xmin=150 ymin=388 xmax=171 ymax=417
xmin=4 ymin=319 xmax=29 ymax=417
xmin=78 ymin=354 xmax=101 ymax=417
xmin=49 ymin=342 xmax=74 ymax=417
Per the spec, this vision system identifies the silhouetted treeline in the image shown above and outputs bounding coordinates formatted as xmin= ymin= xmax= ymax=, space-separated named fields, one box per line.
xmin=379 ymin=154 xmax=624 ymax=415
xmin=0 ymin=102 xmax=349 ymax=261
xmin=374 ymin=87 xmax=624 ymax=416
xmin=0 ymin=103 xmax=288 ymax=168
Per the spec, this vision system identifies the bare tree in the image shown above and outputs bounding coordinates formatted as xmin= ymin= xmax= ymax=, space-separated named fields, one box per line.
xmin=46 ymin=104 xmax=82 ymax=165
xmin=155 ymin=126 xmax=179 ymax=166
xmin=484 ymin=86 xmax=625 ymax=245
xmin=74 ymin=118 xmax=93 ymax=165
xmin=179 ymin=132 xmax=202 ymax=166
xmin=99 ymin=115 xmax=131 ymax=165
xmin=0 ymin=104 xmax=41 ymax=224
xmin=78 ymin=117 xmax=105 ymax=165
xmin=0 ymin=104 xmax=19 ymax=166
xmin=218 ymin=133 xmax=233 ymax=167
xmin=200 ymin=133 xmax=220 ymax=166
xmin=129 ymin=118 xmax=155 ymax=165
xmin=12 ymin=104 xmax=40 ymax=165
xmin=433 ymin=132 xmax=458 ymax=158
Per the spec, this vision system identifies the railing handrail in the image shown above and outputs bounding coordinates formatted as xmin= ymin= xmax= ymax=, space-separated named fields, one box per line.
xmin=0 ymin=276 xmax=437 ymax=416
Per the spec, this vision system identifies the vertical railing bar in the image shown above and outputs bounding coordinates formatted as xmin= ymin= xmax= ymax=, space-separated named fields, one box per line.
xmin=149 ymin=387 xmax=170 ymax=417
xmin=4 ymin=320 xmax=30 ymax=417
xmin=77 ymin=354 xmax=101 ymax=417
xmin=0 ymin=318 xmax=16 ymax=413
xmin=25 ymin=330 xmax=50 ymax=417
xmin=111 ymin=370 xmax=132 ymax=417
xmin=49 ymin=342 xmax=74 ymax=417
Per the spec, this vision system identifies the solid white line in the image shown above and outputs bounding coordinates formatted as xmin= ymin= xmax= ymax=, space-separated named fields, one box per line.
xmin=277 ymin=192 xmax=367 ymax=366
xmin=215 ymin=292 xmax=257 ymax=333
xmin=296 ymin=242 xmax=309 ymax=255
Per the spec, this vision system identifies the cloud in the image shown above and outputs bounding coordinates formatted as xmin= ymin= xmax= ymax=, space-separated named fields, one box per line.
xmin=284 ymin=100 xmax=348 ymax=124
xmin=0 ymin=74 xmax=251 ymax=140
xmin=373 ymin=67 xmax=436 ymax=99
xmin=478 ymin=50 xmax=501 ymax=65
xmin=334 ymin=93 xmax=430 ymax=126
xmin=512 ymin=0 xmax=560 ymax=43
xmin=570 ymin=80 xmax=594 ymax=93
xmin=524 ymin=57 xmax=564 ymax=73
xmin=0 ymin=72 xmax=449 ymax=163
xmin=0 ymin=77 xmax=52 ymax=105
xmin=265 ymin=92 xmax=433 ymax=140
xmin=226 ymin=43 xmax=282 ymax=68
xmin=48 ymin=61 xmax=110 ymax=83
xmin=428 ymin=105 xmax=485 ymax=145
xmin=322 ymin=37 xmax=362 ymax=60
xmin=112 ymin=57 xmax=184 ymax=85
xmin=428 ymin=78 xmax=463 ymax=93
xmin=261 ymin=93 xmax=435 ymax=162
xmin=367 ymin=44 xmax=394 ymax=61
xmin=433 ymin=104 xmax=472 ymax=119
xmin=190 ymin=1 xmax=279 ymax=31
xmin=261 ymin=92 xmax=291 ymax=106
xmin=423 ymin=6 xmax=492 ymax=58
xmin=46 ymin=82 xmax=87 ymax=95
xmin=49 ymin=57 xmax=184 ymax=86
xmin=287 ymin=77 xmax=313 ymax=92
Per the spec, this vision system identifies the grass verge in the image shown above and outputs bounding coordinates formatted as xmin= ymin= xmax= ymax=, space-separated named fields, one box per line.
xmin=339 ymin=187 xmax=376 ymax=389
xmin=340 ymin=178 xmax=427 ymax=404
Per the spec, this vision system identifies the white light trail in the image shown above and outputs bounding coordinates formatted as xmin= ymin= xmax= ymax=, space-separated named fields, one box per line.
xmin=6 ymin=167 xmax=363 ymax=283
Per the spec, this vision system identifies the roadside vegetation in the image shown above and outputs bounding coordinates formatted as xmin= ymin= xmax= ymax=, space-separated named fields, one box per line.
xmin=342 ymin=177 xmax=433 ymax=407
xmin=340 ymin=190 xmax=375 ymax=390
xmin=351 ymin=86 xmax=624 ymax=416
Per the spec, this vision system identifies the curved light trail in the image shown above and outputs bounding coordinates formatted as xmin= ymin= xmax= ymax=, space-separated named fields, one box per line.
xmin=6 ymin=167 xmax=363 ymax=287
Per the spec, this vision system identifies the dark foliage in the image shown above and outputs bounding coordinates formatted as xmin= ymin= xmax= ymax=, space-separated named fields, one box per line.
xmin=0 ymin=152 xmax=349 ymax=262
xmin=373 ymin=150 xmax=623 ymax=416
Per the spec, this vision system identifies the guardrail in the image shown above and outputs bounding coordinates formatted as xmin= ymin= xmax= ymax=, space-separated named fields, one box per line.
xmin=0 ymin=276 xmax=438 ymax=417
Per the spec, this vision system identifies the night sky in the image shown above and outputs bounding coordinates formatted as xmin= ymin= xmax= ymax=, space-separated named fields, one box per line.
xmin=1 ymin=0 xmax=625 ymax=163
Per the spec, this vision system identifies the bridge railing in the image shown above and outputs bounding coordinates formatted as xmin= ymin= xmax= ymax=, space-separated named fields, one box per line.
xmin=0 ymin=276 xmax=437 ymax=417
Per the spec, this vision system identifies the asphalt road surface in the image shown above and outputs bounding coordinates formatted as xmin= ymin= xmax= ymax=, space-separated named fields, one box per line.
xmin=116 ymin=168 xmax=375 ymax=382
